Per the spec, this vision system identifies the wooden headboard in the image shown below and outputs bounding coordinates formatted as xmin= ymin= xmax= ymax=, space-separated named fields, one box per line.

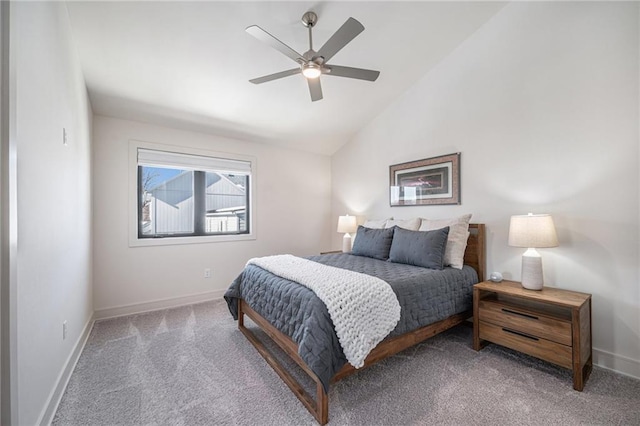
xmin=464 ymin=223 xmax=486 ymax=282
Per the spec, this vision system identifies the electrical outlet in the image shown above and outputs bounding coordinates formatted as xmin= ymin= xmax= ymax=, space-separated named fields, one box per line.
xmin=63 ymin=321 xmax=67 ymax=340
xmin=204 ymin=268 xmax=211 ymax=278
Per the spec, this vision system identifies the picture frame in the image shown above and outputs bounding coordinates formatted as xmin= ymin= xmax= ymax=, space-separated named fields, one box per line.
xmin=389 ymin=152 xmax=460 ymax=206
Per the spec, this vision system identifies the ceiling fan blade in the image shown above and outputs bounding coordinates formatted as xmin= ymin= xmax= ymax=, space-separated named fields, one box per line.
xmin=307 ymin=78 xmax=323 ymax=102
xmin=325 ymin=65 xmax=380 ymax=82
xmin=246 ymin=25 xmax=306 ymax=64
xmin=316 ymin=17 xmax=364 ymax=63
xmin=250 ymin=68 xmax=301 ymax=84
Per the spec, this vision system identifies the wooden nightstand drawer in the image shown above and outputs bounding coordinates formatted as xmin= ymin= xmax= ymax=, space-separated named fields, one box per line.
xmin=479 ymin=321 xmax=573 ymax=369
xmin=478 ymin=299 xmax=572 ymax=346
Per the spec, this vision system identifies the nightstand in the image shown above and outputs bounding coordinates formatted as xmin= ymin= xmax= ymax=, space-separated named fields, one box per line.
xmin=473 ymin=280 xmax=592 ymax=391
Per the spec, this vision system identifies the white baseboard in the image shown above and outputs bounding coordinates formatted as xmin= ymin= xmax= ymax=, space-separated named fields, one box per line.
xmin=39 ymin=312 xmax=95 ymax=426
xmin=94 ymin=289 xmax=225 ymax=320
xmin=593 ymin=347 xmax=640 ymax=380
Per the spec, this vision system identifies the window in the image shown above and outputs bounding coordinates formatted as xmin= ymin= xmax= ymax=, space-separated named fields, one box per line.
xmin=136 ymin=147 xmax=252 ymax=240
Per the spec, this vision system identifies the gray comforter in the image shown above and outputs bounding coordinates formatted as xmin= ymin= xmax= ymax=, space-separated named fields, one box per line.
xmin=224 ymin=253 xmax=478 ymax=392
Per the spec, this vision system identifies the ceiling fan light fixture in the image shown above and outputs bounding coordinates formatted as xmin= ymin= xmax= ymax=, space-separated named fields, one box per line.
xmin=302 ymin=64 xmax=322 ymax=79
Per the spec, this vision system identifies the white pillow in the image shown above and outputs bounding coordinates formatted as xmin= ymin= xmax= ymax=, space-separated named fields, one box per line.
xmin=363 ymin=218 xmax=392 ymax=229
xmin=419 ymin=214 xmax=472 ymax=269
xmin=385 ymin=218 xmax=421 ymax=231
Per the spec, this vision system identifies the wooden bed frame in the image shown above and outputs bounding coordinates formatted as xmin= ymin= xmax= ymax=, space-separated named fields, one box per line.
xmin=236 ymin=224 xmax=485 ymax=424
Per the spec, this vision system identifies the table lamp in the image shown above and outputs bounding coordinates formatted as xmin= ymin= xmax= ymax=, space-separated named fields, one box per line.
xmin=337 ymin=215 xmax=357 ymax=253
xmin=508 ymin=213 xmax=558 ymax=290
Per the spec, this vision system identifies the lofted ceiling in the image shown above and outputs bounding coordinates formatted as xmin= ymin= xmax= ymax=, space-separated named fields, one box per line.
xmin=66 ymin=1 xmax=506 ymax=155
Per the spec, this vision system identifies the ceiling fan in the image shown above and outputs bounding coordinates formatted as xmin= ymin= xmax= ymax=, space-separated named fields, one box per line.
xmin=246 ymin=11 xmax=380 ymax=102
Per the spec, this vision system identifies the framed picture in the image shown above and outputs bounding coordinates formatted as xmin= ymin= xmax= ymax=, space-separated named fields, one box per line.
xmin=389 ymin=153 xmax=460 ymax=206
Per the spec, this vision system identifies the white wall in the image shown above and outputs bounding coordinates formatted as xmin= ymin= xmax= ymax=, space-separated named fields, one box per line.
xmin=92 ymin=115 xmax=332 ymax=313
xmin=15 ymin=2 xmax=93 ymax=424
xmin=332 ymin=2 xmax=640 ymax=377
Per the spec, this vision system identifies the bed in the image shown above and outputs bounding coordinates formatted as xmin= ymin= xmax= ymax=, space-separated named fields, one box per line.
xmin=225 ymin=223 xmax=485 ymax=424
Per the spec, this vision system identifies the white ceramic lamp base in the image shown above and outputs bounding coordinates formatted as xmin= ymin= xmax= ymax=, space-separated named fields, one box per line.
xmin=342 ymin=233 xmax=352 ymax=253
xmin=521 ymin=248 xmax=543 ymax=290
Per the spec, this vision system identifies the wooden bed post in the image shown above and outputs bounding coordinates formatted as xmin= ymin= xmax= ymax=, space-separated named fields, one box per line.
xmin=237 ymin=298 xmax=244 ymax=327
xmin=317 ymin=382 xmax=328 ymax=425
xmin=465 ymin=224 xmax=485 ymax=282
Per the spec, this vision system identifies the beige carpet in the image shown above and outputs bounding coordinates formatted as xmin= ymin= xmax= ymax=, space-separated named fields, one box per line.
xmin=53 ymin=299 xmax=640 ymax=425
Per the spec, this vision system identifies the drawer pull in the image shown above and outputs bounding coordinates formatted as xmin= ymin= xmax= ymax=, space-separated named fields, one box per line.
xmin=501 ymin=308 xmax=538 ymax=320
xmin=502 ymin=327 xmax=539 ymax=341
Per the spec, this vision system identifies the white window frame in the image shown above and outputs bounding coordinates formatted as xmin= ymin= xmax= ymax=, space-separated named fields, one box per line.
xmin=128 ymin=140 xmax=256 ymax=247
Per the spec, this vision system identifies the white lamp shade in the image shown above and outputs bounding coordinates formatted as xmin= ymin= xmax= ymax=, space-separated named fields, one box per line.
xmin=508 ymin=214 xmax=558 ymax=248
xmin=337 ymin=215 xmax=357 ymax=234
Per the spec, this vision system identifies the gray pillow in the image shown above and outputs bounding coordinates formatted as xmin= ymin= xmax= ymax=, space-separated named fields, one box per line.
xmin=388 ymin=226 xmax=450 ymax=270
xmin=351 ymin=226 xmax=395 ymax=260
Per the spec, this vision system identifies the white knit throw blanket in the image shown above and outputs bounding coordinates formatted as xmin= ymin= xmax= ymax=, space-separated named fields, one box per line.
xmin=247 ymin=254 xmax=401 ymax=368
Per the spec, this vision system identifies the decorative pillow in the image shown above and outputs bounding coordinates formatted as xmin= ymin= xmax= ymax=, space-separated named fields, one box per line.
xmin=384 ymin=218 xmax=421 ymax=231
xmin=351 ymin=226 xmax=395 ymax=260
xmin=419 ymin=214 xmax=472 ymax=269
xmin=388 ymin=227 xmax=450 ymax=270
xmin=363 ymin=218 xmax=392 ymax=229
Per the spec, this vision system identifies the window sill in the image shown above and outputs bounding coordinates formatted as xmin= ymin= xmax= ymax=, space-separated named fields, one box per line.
xmin=128 ymin=233 xmax=255 ymax=247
